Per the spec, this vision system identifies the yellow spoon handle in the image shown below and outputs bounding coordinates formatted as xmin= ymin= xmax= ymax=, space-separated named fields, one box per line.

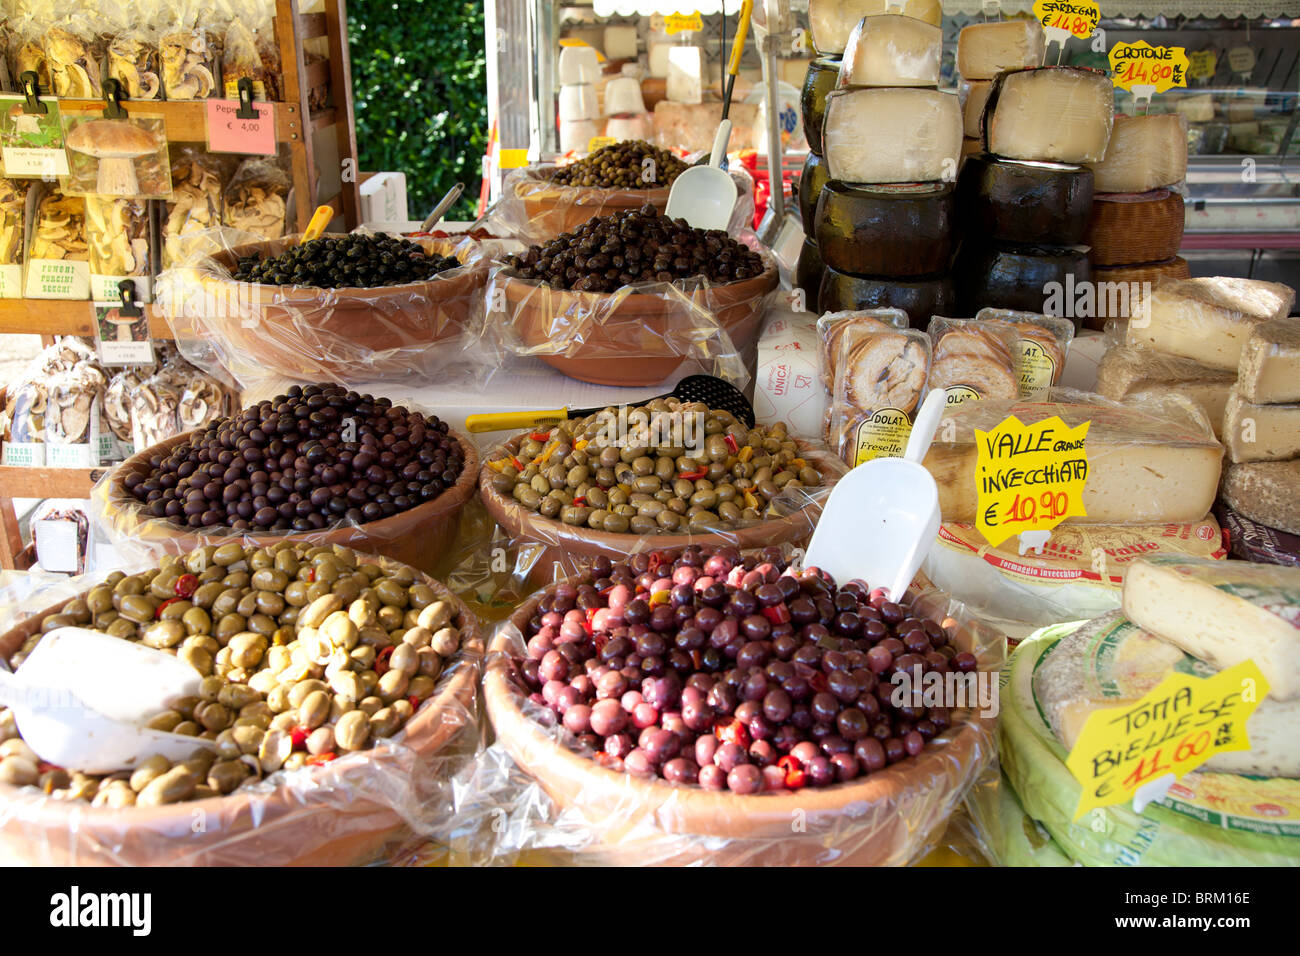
xmin=464 ymin=409 xmax=570 ymax=433
xmin=727 ymin=0 xmax=754 ymax=78
xmin=301 ymin=205 xmax=333 ymax=243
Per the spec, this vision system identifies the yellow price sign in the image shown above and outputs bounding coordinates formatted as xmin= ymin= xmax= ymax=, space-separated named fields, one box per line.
xmin=1108 ymin=41 xmax=1189 ymax=97
xmin=665 ymin=12 xmax=703 ymax=34
xmin=586 ymin=136 xmax=617 ymax=153
xmin=1033 ymin=0 xmax=1099 ymax=39
xmin=974 ymin=415 xmax=1089 ymax=548
xmin=1066 ymin=660 xmax=1270 ymax=820
xmin=1188 ymin=49 xmax=1217 ymax=80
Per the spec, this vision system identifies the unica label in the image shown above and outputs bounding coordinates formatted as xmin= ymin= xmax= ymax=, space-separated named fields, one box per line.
xmin=1109 ymin=42 xmax=1189 ymax=98
xmin=852 ymin=407 xmax=911 ymax=466
xmin=1017 ymin=339 xmax=1057 ymax=394
xmin=1033 ymin=0 xmax=1099 ymax=39
xmin=975 ymin=415 xmax=1090 ymax=548
xmin=1066 ymin=659 xmax=1270 ymax=820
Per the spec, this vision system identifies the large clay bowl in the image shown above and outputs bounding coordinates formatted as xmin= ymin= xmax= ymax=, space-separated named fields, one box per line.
xmin=500 ymin=264 xmax=779 ymax=386
xmin=192 ymin=235 xmax=486 ymax=380
xmin=511 ymin=172 xmax=671 ymax=238
xmin=479 ymin=435 xmax=842 ymax=587
xmin=484 ymin=575 xmax=996 ymax=866
xmin=0 ymin=555 xmax=483 ymax=866
xmin=102 ymin=427 xmax=479 ymax=578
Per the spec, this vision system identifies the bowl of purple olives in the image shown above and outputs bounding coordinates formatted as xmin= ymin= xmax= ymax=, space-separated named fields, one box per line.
xmin=484 ymin=545 xmax=998 ymax=866
xmin=103 ymin=385 xmax=479 ymax=577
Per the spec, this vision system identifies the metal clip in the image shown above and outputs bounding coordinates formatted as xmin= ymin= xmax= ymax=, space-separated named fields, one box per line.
xmin=102 ymin=78 xmax=128 ymax=119
xmin=117 ymin=279 xmax=142 ymax=318
xmin=20 ymin=71 xmax=47 ymax=115
xmin=235 ymin=77 xmax=259 ymax=120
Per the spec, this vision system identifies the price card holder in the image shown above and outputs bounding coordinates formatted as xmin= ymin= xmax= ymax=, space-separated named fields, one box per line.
xmin=1108 ymin=41 xmax=1188 ymax=112
xmin=206 ymin=97 xmax=276 ymax=155
xmin=1227 ymin=45 xmax=1255 ymax=82
xmin=1188 ymin=49 xmax=1217 ymax=85
xmin=1034 ymin=0 xmax=1099 ymax=62
xmin=1065 ymin=660 xmax=1269 ymax=819
xmin=974 ymin=414 xmax=1090 ymax=551
xmin=93 ymin=281 xmax=155 ymax=366
xmin=0 ymin=86 xmax=69 ymax=178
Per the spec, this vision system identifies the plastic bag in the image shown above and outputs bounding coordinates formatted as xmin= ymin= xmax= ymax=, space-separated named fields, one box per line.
xmin=973 ymin=308 xmax=1076 ymax=396
xmin=27 ymin=189 xmax=87 ymax=263
xmin=828 ymin=322 xmax=931 ymax=466
xmin=8 ymin=16 xmax=51 ymax=93
xmin=925 ymin=317 xmax=1023 ymax=406
xmin=0 ymin=546 xmax=484 ymax=866
xmin=103 ymin=0 xmax=163 ymax=100
xmin=84 ymin=196 xmax=151 ymax=279
xmin=163 ymin=146 xmax=231 ymax=267
xmin=219 ymin=10 xmax=268 ymax=100
xmin=0 ymin=179 xmax=28 ymax=265
xmin=222 ymin=155 xmax=289 ymax=239
xmin=160 ymin=4 xmax=216 ymax=100
xmin=0 ymin=337 xmax=100 ymax=446
xmin=432 ymin=547 xmax=1002 ymax=866
xmin=45 ymin=21 xmax=103 ymax=98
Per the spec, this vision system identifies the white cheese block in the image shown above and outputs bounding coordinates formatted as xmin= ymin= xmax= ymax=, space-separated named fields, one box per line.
xmin=1090 ymin=113 xmax=1189 ymax=192
xmin=558 ymin=45 xmax=600 ymax=85
xmin=823 ymin=88 xmax=961 ymax=184
xmin=808 ymin=0 xmax=942 ymax=55
xmin=1223 ymin=391 xmax=1300 ymax=463
xmin=1034 ymin=611 xmax=1300 ymax=778
xmin=666 ymin=46 xmax=703 ymax=104
xmin=921 ymin=398 xmax=1223 ymax=525
xmin=603 ymin=25 xmax=638 ymax=61
xmin=558 ymin=119 xmax=600 ymax=153
xmin=648 ymin=43 xmax=671 ymax=78
xmin=1127 ymin=277 xmax=1297 ymax=371
xmin=1173 ymin=92 xmax=1216 ymax=123
xmin=1221 ymin=460 xmax=1300 ymax=536
xmin=1095 ymin=345 xmax=1236 ymax=439
xmin=1123 ymin=555 xmax=1300 ymax=700
xmin=986 ymin=67 xmax=1114 ymax=165
xmin=957 ymin=20 xmax=1046 ymax=80
xmin=558 ymin=83 xmax=599 ymax=122
xmin=960 ymin=79 xmax=993 ymax=139
xmin=1239 ymin=317 xmax=1300 ymax=404
xmin=840 ymin=14 xmax=941 ymax=88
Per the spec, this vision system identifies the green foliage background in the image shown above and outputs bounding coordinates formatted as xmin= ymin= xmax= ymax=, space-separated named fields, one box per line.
xmin=348 ymin=0 xmax=488 ymax=221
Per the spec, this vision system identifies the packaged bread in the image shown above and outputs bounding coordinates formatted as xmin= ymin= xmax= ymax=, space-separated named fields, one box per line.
xmin=829 ymin=324 xmax=931 ymax=466
xmin=816 ymin=308 xmax=908 ymax=388
xmin=223 ymin=157 xmax=289 ymax=239
xmin=45 ymin=24 xmax=103 ymax=97
xmin=926 ymin=317 xmax=1021 ymax=406
xmin=974 ymin=309 xmax=1075 ymax=395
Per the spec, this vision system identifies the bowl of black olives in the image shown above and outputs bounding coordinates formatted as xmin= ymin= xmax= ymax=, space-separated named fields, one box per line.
xmin=496 ymin=206 xmax=778 ymax=386
xmin=102 ymin=385 xmax=480 ymax=577
xmin=195 ymin=233 xmax=487 ymax=380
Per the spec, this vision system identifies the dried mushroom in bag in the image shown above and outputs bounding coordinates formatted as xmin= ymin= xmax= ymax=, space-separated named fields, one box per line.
xmin=45 ymin=364 xmax=107 ymax=446
xmin=0 ymin=180 xmax=28 ymax=265
xmin=103 ymin=366 xmax=150 ymax=442
xmin=1 ymin=338 xmax=102 ymax=444
xmin=46 ymin=25 xmax=103 ymax=98
xmin=29 ymin=191 xmax=88 ymax=262
xmin=107 ymin=35 xmax=161 ymax=100
xmin=85 ymin=197 xmax=150 ymax=277
xmin=11 ymin=35 xmax=50 ymax=92
xmin=129 ymin=372 xmax=182 ymax=451
xmin=223 ymin=157 xmax=289 ymax=240
xmin=176 ymin=373 xmax=228 ymax=431
xmin=164 ymin=149 xmax=225 ymax=266
xmin=221 ymin=17 xmax=266 ymax=99
xmin=161 ymin=28 xmax=216 ymax=99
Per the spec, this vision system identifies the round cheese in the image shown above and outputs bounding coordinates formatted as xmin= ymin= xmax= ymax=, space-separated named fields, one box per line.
xmin=814 ymin=180 xmax=955 ymax=278
xmin=800 ymin=57 xmax=840 ymax=157
xmin=823 ymin=88 xmax=962 ymax=184
xmin=819 ymin=267 xmax=954 ymax=328
xmin=808 ymin=0 xmax=942 ymax=55
xmin=798 ymin=152 xmax=829 ymax=230
xmin=959 ymin=79 xmax=993 ymax=138
xmin=1086 ymin=189 xmax=1185 ymax=267
xmin=956 ymin=19 xmax=1046 ymax=81
xmin=954 ymin=242 xmax=1091 ymax=320
xmin=957 ymin=154 xmax=1094 ymax=245
xmin=839 ymin=14 xmax=941 ymax=89
xmin=1091 ymin=113 xmax=1190 ymax=193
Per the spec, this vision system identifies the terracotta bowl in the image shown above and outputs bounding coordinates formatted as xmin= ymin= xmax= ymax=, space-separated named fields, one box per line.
xmin=480 ymin=435 xmax=842 ymax=588
xmin=0 ymin=556 xmax=483 ymax=866
xmin=484 ymin=574 xmax=996 ymax=866
xmin=192 ymin=235 xmax=486 ymax=380
xmin=500 ymin=264 xmax=779 ymax=386
xmin=101 ymin=427 xmax=479 ymax=578
xmin=511 ymin=172 xmax=671 ymax=238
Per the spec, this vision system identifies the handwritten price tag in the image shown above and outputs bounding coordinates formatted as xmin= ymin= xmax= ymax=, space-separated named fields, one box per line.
xmin=205 ymin=99 xmax=275 ymax=155
xmin=1033 ymin=0 xmax=1099 ymax=41
xmin=586 ymin=136 xmax=617 ymax=153
xmin=1108 ymin=41 xmax=1189 ymax=103
xmin=1188 ymin=49 xmax=1217 ymax=80
xmin=1066 ymin=660 xmax=1269 ymax=820
xmin=665 ymin=12 xmax=703 ymax=34
xmin=975 ymin=415 xmax=1089 ymax=548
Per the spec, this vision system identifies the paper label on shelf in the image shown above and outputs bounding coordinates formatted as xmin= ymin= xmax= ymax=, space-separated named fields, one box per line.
xmin=205 ymin=99 xmax=276 ymax=155
xmin=1188 ymin=49 xmax=1217 ymax=81
xmin=1033 ymin=0 xmax=1099 ymax=40
xmin=45 ymin=442 xmax=95 ymax=468
xmin=23 ymin=259 xmax=89 ymax=299
xmin=92 ymin=301 xmax=154 ymax=366
xmin=0 ymin=264 xmax=20 ymax=298
xmin=1108 ymin=42 xmax=1188 ymax=97
xmin=853 ymin=408 xmax=912 ymax=466
xmin=1065 ymin=659 xmax=1269 ymax=820
xmin=1 ymin=442 xmax=44 ymax=467
xmin=665 ymin=13 xmax=703 ymax=34
xmin=0 ymin=94 xmax=70 ymax=177
xmin=974 ymin=414 xmax=1090 ymax=548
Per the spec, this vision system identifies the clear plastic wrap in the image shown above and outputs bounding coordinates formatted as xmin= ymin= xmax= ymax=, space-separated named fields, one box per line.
xmin=44 ymin=21 xmax=103 ymax=98
xmin=160 ymin=5 xmax=216 ymax=101
xmin=85 ymin=196 xmax=151 ymax=284
xmin=1237 ymin=316 xmax=1300 ymax=405
xmin=220 ymin=12 xmax=267 ymax=100
xmin=222 ymin=156 xmax=289 ymax=239
xmin=163 ymin=146 xmax=231 ymax=267
xmin=925 ymin=317 xmax=1021 ymax=406
xmin=435 ymin=555 xmax=1001 ymax=866
xmin=827 ymin=322 xmax=931 ymax=466
xmin=1095 ymin=343 xmax=1235 ymax=440
xmin=960 ymin=772 xmax=1075 ymax=867
xmin=103 ymin=0 xmax=163 ymax=100
xmin=8 ymin=16 xmax=51 ymax=93
xmin=972 ymin=309 xmax=1076 ymax=397
xmin=0 ymin=546 xmax=484 ymax=866
xmin=156 ymin=229 xmax=491 ymax=389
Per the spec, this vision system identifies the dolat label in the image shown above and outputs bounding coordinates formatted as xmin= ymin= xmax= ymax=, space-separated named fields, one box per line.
xmin=1188 ymin=49 xmax=1217 ymax=81
xmin=1033 ymin=0 xmax=1099 ymax=40
xmin=975 ymin=414 xmax=1089 ymax=548
xmin=1108 ymin=42 xmax=1189 ymax=102
xmin=0 ymin=94 xmax=70 ymax=177
xmin=944 ymin=385 xmax=982 ymax=407
xmin=1017 ymin=339 xmax=1057 ymax=394
xmin=206 ymin=98 xmax=275 ymax=155
xmin=1066 ymin=659 xmax=1269 ymax=820
xmin=852 ymin=407 xmax=912 ymax=466
xmin=665 ymin=12 xmax=703 ymax=34
xmin=586 ymin=136 xmax=617 ymax=153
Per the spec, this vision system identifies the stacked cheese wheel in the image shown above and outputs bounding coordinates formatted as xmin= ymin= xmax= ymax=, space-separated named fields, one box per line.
xmin=952 ymin=24 xmax=1111 ymax=325
xmin=796 ymin=56 xmax=838 ymax=310
xmin=811 ymin=12 xmax=959 ymax=327
xmin=1083 ymin=113 xmax=1192 ymax=327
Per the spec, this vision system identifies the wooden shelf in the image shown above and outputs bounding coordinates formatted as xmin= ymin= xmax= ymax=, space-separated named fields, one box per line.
xmin=0 ymin=299 xmax=174 ymax=339
xmin=57 ymin=97 xmax=307 ymax=145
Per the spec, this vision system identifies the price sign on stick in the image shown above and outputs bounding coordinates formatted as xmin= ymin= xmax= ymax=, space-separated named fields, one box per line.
xmin=974 ymin=414 xmax=1089 ymax=548
xmin=1188 ymin=49 xmax=1217 ymax=83
xmin=665 ymin=12 xmax=704 ymax=34
xmin=1066 ymin=660 xmax=1269 ymax=820
xmin=1109 ymin=41 xmax=1188 ymax=110
xmin=206 ymin=98 xmax=275 ymax=155
xmin=1033 ymin=0 xmax=1100 ymax=48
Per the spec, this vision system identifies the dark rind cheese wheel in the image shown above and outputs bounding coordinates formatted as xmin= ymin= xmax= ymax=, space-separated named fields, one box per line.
xmin=796 ymin=238 xmax=825 ymax=312
xmin=957 ymin=153 xmax=1094 ymax=245
xmin=819 ymin=266 xmax=955 ymax=329
xmin=814 ymin=180 xmax=955 ymax=278
xmin=801 ymin=56 xmax=841 ymax=156
xmin=954 ymin=242 xmax=1091 ymax=328
xmin=1214 ymin=502 xmax=1300 ymax=568
xmin=1086 ymin=189 xmax=1185 ymax=266
xmin=798 ymin=152 xmax=830 ymax=230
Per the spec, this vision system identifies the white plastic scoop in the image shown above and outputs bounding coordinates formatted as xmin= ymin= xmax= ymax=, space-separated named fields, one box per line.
xmin=664 ymin=120 xmax=736 ymax=231
xmin=803 ymin=388 xmax=948 ymax=601
xmin=0 ymin=627 xmax=213 ymax=773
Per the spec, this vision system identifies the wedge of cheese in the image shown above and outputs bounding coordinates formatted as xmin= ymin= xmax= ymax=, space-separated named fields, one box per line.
xmin=960 ymin=79 xmax=993 ymax=139
xmin=1123 ymin=555 xmax=1300 ymax=700
xmin=1221 ymin=460 xmax=1300 ymax=536
xmin=1096 ymin=346 xmax=1236 ymax=438
xmin=840 ymin=14 xmax=941 ymax=88
xmin=1127 ymin=277 xmax=1297 ymax=371
xmin=1090 ymin=113 xmax=1189 ymax=192
xmin=1223 ymin=390 xmax=1300 ymax=463
xmin=985 ymin=67 xmax=1114 ymax=165
xmin=957 ymin=20 xmax=1046 ymax=80
xmin=1034 ymin=611 xmax=1300 ymax=777
xmin=808 ymin=0 xmax=942 ymax=55
xmin=823 ymin=88 xmax=962 ymax=184
xmin=921 ymin=398 xmax=1223 ymax=525
xmin=1238 ymin=317 xmax=1300 ymax=404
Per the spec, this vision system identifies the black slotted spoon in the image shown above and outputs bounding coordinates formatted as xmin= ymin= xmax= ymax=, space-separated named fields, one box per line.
xmin=464 ymin=375 xmax=755 ymax=433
